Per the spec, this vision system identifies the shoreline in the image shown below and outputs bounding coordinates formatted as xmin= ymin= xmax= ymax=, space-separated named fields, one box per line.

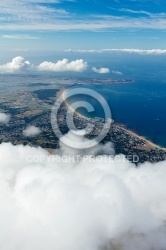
xmin=61 ymin=89 xmax=90 ymax=120
xmin=119 ymin=125 xmax=166 ymax=151
xmin=61 ymin=88 xmax=166 ymax=152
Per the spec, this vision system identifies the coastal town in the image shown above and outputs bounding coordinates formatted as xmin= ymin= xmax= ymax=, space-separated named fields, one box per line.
xmin=0 ymin=86 xmax=166 ymax=164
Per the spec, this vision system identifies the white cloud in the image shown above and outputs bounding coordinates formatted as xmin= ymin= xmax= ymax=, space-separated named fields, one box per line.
xmin=92 ymin=67 xmax=122 ymax=75
xmin=101 ymin=49 xmax=166 ymax=55
xmin=0 ymin=11 xmax=166 ymax=31
xmin=0 ymin=131 xmax=166 ymax=249
xmin=92 ymin=67 xmax=110 ymax=74
xmin=23 ymin=125 xmax=41 ymax=137
xmin=65 ymin=49 xmax=96 ymax=53
xmin=2 ymin=34 xmax=39 ymax=39
xmin=0 ymin=0 xmax=68 ymax=25
xmin=66 ymin=49 xmax=166 ymax=55
xmin=0 ymin=57 xmax=32 ymax=73
xmin=0 ymin=113 xmax=10 ymax=124
xmin=112 ymin=70 xmax=123 ymax=75
xmin=38 ymin=59 xmax=88 ymax=72
xmin=117 ymin=8 xmax=152 ymax=16
xmin=0 ymin=1 xmax=166 ymax=32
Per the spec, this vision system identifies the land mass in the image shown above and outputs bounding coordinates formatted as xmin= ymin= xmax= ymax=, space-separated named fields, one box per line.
xmin=0 ymin=82 xmax=166 ymax=164
xmin=58 ymin=88 xmax=166 ymax=163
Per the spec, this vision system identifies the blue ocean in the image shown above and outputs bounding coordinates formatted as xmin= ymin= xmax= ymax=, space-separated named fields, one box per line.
xmin=1 ymin=52 xmax=166 ymax=147
xmin=66 ymin=53 xmax=166 ymax=147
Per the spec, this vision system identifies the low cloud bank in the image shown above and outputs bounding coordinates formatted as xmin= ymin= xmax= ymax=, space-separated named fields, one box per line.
xmin=102 ymin=48 xmax=166 ymax=55
xmin=0 ymin=56 xmax=32 ymax=73
xmin=0 ymin=112 xmax=10 ymax=124
xmin=0 ymin=50 xmax=165 ymax=74
xmin=0 ymin=57 xmax=123 ymax=74
xmin=0 ymin=57 xmax=88 ymax=73
xmin=23 ymin=125 xmax=41 ymax=137
xmin=38 ymin=58 xmax=88 ymax=72
xmin=65 ymin=48 xmax=166 ymax=55
xmin=0 ymin=131 xmax=166 ymax=250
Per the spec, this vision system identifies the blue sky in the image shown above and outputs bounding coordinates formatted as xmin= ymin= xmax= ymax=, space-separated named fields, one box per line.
xmin=0 ymin=0 xmax=166 ymax=53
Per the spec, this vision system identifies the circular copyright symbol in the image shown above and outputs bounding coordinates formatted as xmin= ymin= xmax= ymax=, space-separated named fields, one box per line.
xmin=51 ymin=87 xmax=112 ymax=149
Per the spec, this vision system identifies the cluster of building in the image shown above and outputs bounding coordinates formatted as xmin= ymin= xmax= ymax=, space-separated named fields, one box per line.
xmin=0 ymin=87 xmax=166 ymax=164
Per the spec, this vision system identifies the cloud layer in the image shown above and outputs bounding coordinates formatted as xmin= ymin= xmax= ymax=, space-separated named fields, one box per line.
xmin=38 ymin=59 xmax=88 ymax=72
xmin=66 ymin=49 xmax=166 ymax=55
xmin=0 ymin=51 xmax=164 ymax=75
xmin=0 ymin=3 xmax=166 ymax=32
xmin=0 ymin=57 xmax=88 ymax=73
xmin=23 ymin=125 xmax=41 ymax=137
xmin=102 ymin=49 xmax=166 ymax=55
xmin=0 ymin=131 xmax=166 ymax=250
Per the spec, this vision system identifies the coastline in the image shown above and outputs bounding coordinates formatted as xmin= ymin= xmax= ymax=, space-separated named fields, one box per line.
xmin=61 ymin=88 xmax=90 ymax=120
xmin=119 ymin=125 xmax=166 ymax=151
xmin=61 ymin=88 xmax=166 ymax=152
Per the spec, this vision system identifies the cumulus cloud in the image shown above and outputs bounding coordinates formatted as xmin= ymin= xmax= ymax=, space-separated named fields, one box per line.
xmin=0 ymin=113 xmax=10 ymax=124
xmin=23 ymin=125 xmax=41 ymax=137
xmin=0 ymin=57 xmax=32 ymax=73
xmin=92 ymin=67 xmax=110 ymax=74
xmin=38 ymin=59 xmax=88 ymax=72
xmin=0 ymin=131 xmax=166 ymax=250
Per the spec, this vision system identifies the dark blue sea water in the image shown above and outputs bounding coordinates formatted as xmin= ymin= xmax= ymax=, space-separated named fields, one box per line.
xmin=66 ymin=54 xmax=166 ymax=147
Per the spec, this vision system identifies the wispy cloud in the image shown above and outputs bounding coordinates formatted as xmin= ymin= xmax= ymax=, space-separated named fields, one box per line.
xmin=102 ymin=49 xmax=166 ymax=55
xmin=0 ymin=0 xmax=68 ymax=24
xmin=112 ymin=70 xmax=123 ymax=75
xmin=0 ymin=16 xmax=166 ymax=31
xmin=0 ymin=1 xmax=166 ymax=31
xmin=65 ymin=49 xmax=166 ymax=55
xmin=2 ymin=34 xmax=39 ymax=39
xmin=116 ymin=8 xmax=152 ymax=16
